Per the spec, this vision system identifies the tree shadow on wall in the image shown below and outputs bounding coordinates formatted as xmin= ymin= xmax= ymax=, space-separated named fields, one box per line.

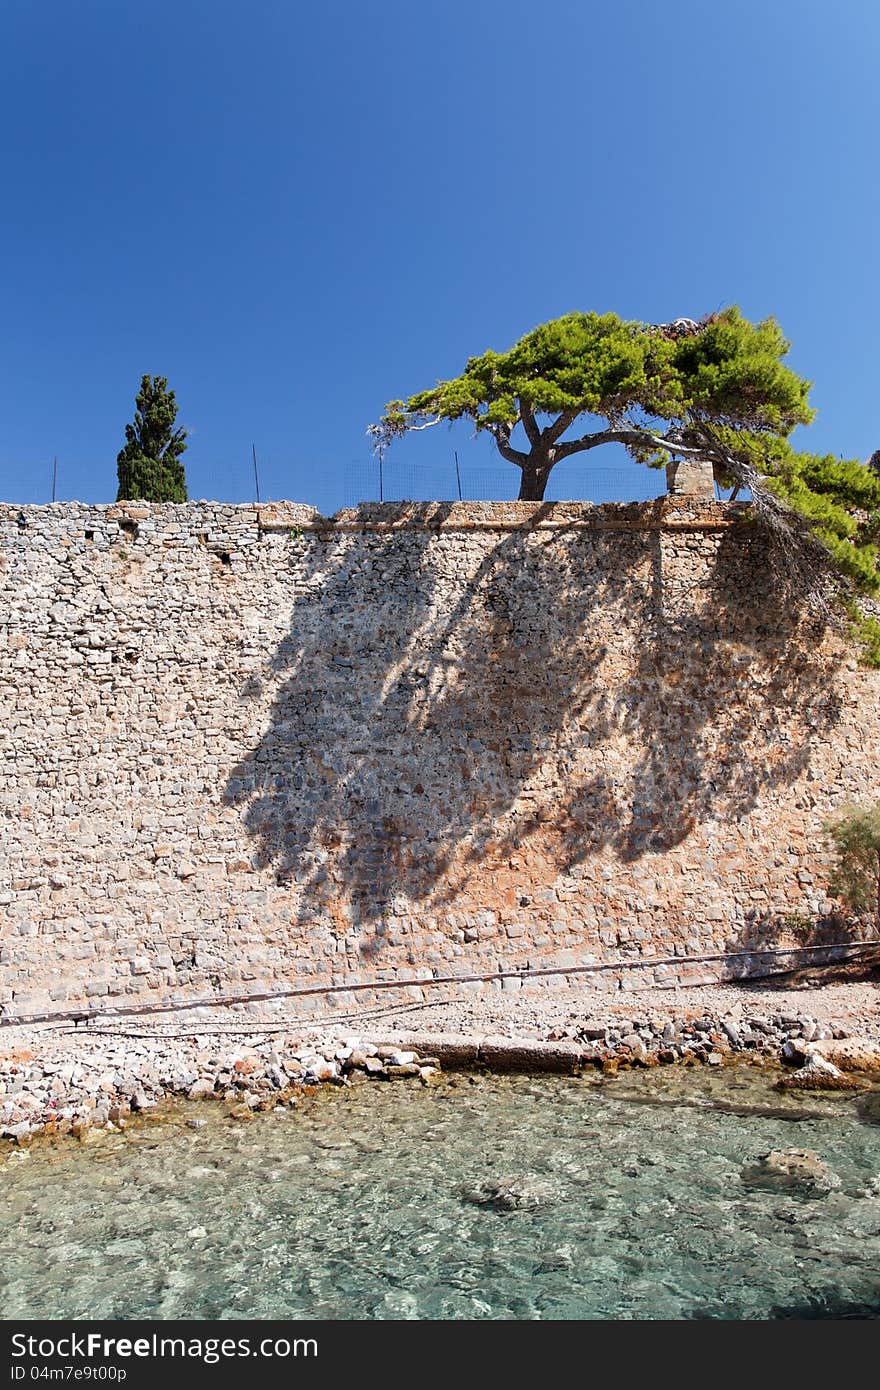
xmin=222 ymin=505 xmax=842 ymax=954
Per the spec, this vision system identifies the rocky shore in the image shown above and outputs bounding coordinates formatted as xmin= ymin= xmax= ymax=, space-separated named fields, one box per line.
xmin=3 ymin=984 xmax=880 ymax=1146
xmin=0 ymin=1033 xmax=444 ymax=1145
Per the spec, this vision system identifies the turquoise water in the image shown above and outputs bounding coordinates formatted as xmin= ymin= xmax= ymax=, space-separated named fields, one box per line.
xmin=2 ymin=1067 xmax=880 ymax=1320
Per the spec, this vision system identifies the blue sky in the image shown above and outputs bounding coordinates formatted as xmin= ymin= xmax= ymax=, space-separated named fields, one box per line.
xmin=1 ymin=0 xmax=877 ymax=514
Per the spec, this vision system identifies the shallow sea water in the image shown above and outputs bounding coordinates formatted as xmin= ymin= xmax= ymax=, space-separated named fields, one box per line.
xmin=2 ymin=1066 xmax=880 ymax=1320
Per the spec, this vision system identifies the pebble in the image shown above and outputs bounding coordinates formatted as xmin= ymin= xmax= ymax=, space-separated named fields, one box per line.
xmin=387 ymin=1051 xmax=417 ymax=1067
xmin=187 ymin=1079 xmax=215 ymax=1101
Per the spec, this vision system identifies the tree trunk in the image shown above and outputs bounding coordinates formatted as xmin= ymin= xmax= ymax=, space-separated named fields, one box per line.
xmin=517 ymin=464 xmax=551 ymax=501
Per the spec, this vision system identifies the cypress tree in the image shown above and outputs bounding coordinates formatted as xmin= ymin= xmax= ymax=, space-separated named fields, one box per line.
xmin=116 ymin=374 xmax=188 ymax=502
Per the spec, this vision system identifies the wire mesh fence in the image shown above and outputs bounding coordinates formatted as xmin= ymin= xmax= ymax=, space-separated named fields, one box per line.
xmin=1 ymin=453 xmax=740 ymax=512
xmin=337 ymin=457 xmax=673 ymax=508
xmin=337 ymin=458 xmax=743 ymax=509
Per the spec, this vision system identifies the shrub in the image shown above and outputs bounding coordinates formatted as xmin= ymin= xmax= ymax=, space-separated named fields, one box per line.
xmin=823 ymin=802 xmax=880 ymax=930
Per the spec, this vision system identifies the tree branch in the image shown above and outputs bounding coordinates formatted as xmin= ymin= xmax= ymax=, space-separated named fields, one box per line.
xmin=400 ymin=415 xmax=444 ymax=434
xmin=543 ymin=409 xmax=579 ymax=447
xmin=489 ymin=422 xmax=529 ymax=468
xmin=675 ymin=427 xmax=839 ymax=612
xmin=551 ymin=422 xmax=833 ymax=604
xmin=517 ymin=398 xmax=542 ymax=449
xmin=553 ymin=426 xmax=703 ymax=462
xmin=367 ymin=413 xmax=444 ymax=456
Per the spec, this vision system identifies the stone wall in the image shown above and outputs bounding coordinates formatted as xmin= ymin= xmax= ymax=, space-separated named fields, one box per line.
xmin=1 ymin=498 xmax=878 ymax=1020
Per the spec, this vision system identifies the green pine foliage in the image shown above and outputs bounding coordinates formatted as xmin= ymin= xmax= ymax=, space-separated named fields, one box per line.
xmin=846 ymin=604 xmax=880 ymax=668
xmin=116 ymin=375 xmax=188 ymax=503
xmin=824 ymin=803 xmax=880 ymax=929
xmin=372 ymin=307 xmax=880 ymax=659
xmin=373 ymin=308 xmax=816 ymax=471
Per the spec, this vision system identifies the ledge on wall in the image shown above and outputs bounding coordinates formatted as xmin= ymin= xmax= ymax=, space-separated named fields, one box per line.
xmin=255 ymin=497 xmax=744 ymax=534
xmin=0 ymin=496 xmax=749 ymax=539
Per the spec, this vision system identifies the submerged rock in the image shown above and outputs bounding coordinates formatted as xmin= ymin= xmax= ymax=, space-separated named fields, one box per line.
xmin=855 ymin=1174 xmax=880 ymax=1199
xmin=741 ymin=1148 xmax=841 ymax=1197
xmin=462 ymin=1177 xmax=555 ymax=1212
xmin=857 ymin=1093 xmax=880 ymax=1127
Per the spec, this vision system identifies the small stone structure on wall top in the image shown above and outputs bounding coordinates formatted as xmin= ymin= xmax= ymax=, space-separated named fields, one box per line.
xmin=665 ymin=457 xmax=716 ymax=498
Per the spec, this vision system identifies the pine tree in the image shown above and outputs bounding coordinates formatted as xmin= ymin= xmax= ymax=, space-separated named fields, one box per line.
xmin=116 ymin=375 xmax=188 ymax=502
xmin=372 ymin=307 xmax=880 ymax=642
